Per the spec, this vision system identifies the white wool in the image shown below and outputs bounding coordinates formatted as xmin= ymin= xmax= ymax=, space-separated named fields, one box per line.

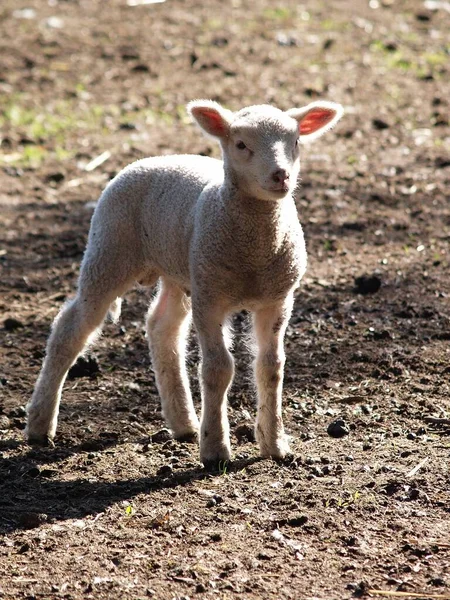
xmin=26 ymin=100 xmax=343 ymax=465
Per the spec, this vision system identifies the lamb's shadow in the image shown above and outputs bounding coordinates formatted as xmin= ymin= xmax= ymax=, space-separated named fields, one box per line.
xmin=0 ymin=445 xmax=261 ymax=535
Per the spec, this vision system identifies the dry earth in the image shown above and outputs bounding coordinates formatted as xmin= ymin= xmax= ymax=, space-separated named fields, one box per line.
xmin=1 ymin=0 xmax=449 ymax=599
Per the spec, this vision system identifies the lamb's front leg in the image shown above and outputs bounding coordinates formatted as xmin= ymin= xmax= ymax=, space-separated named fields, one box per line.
xmin=253 ymin=295 xmax=294 ymax=459
xmin=194 ymin=303 xmax=234 ymax=468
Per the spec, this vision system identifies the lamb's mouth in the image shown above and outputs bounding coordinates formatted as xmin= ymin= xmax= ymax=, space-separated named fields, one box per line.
xmin=264 ymin=184 xmax=290 ymax=196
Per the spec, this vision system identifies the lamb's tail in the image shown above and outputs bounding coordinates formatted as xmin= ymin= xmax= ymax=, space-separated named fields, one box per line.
xmin=108 ymin=297 xmax=122 ymax=323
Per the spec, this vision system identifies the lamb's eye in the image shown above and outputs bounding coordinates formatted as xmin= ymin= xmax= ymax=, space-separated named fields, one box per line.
xmin=236 ymin=141 xmax=247 ymax=150
xmin=295 ymin=138 xmax=299 ymax=148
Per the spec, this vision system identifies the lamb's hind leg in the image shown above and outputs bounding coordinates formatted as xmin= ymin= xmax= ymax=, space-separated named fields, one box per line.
xmin=26 ymin=261 xmax=138 ymax=445
xmin=146 ymin=278 xmax=199 ymax=440
xmin=253 ymin=295 xmax=294 ymax=459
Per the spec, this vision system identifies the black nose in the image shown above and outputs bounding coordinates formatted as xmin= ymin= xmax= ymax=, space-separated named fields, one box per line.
xmin=272 ymin=169 xmax=289 ymax=184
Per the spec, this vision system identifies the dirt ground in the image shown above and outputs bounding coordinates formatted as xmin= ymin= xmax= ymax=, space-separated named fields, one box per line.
xmin=1 ymin=0 xmax=449 ymax=598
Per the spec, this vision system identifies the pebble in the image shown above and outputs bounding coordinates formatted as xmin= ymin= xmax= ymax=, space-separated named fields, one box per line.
xmin=19 ymin=512 xmax=48 ymax=529
xmin=9 ymin=405 xmax=27 ymax=417
xmin=0 ymin=415 xmax=11 ymax=429
xmin=156 ymin=464 xmax=173 ymax=477
xmin=234 ymin=423 xmax=255 ymax=443
xmin=4 ymin=317 xmax=24 ymax=331
xmin=44 ymin=172 xmax=65 ymax=184
xmin=409 ymin=488 xmax=420 ymax=500
xmin=151 ymin=429 xmax=172 ymax=443
xmin=67 ymin=355 xmax=100 ymax=379
xmin=287 ymin=515 xmax=308 ymax=527
xmin=26 ymin=467 xmax=41 ymax=478
xmin=312 ymin=466 xmax=324 ymax=477
xmin=40 ymin=468 xmax=58 ymax=478
xmin=354 ymin=274 xmax=382 ymax=295
xmin=206 ymin=494 xmax=224 ymax=508
xmin=327 ymin=419 xmax=350 ymax=438
xmin=372 ymin=118 xmax=390 ymax=130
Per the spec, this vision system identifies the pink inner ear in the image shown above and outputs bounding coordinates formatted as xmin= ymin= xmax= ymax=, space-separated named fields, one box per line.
xmin=195 ymin=107 xmax=227 ymax=136
xmin=299 ymin=108 xmax=335 ymax=135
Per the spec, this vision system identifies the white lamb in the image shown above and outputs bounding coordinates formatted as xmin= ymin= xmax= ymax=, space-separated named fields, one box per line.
xmin=26 ymin=99 xmax=343 ymax=468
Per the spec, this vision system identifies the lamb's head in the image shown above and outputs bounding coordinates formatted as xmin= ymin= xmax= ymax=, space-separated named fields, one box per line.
xmin=187 ymin=99 xmax=344 ymax=202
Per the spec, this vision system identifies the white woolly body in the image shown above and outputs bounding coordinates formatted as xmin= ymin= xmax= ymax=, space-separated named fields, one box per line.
xmin=26 ymin=100 xmax=343 ymax=466
xmin=93 ymin=154 xmax=306 ymax=309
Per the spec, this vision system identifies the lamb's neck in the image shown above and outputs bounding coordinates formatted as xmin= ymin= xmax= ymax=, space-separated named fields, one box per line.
xmin=219 ymin=182 xmax=298 ymax=259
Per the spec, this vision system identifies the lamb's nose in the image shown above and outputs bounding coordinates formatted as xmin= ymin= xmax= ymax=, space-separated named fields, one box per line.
xmin=272 ymin=169 xmax=289 ymax=184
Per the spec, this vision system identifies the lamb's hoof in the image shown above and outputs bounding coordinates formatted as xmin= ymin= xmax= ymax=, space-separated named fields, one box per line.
xmin=258 ymin=436 xmax=291 ymax=460
xmin=26 ymin=433 xmax=55 ymax=448
xmin=202 ymin=458 xmax=231 ymax=474
xmin=200 ymin=442 xmax=231 ymax=472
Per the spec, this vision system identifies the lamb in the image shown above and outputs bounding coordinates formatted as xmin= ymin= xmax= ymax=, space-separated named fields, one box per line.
xmin=26 ymin=99 xmax=343 ymax=468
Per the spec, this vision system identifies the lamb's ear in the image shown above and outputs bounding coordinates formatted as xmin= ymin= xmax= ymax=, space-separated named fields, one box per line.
xmin=287 ymin=101 xmax=344 ymax=143
xmin=187 ymin=100 xmax=233 ymax=139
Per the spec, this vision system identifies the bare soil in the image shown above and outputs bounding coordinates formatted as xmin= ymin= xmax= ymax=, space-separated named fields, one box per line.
xmin=1 ymin=1 xmax=449 ymax=598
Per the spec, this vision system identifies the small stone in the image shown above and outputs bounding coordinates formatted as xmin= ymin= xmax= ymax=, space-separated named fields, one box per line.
xmin=407 ymin=432 xmax=417 ymax=440
xmin=276 ymin=33 xmax=297 ymax=47
xmin=409 ymin=488 xmax=420 ymax=500
xmin=327 ymin=419 xmax=350 ymax=438
xmin=287 ymin=515 xmax=308 ymax=527
xmin=156 ymin=464 xmax=173 ymax=477
xmin=44 ymin=172 xmax=65 ymax=184
xmin=18 ymin=542 xmax=31 ymax=554
xmin=384 ymin=40 xmax=397 ymax=51
xmin=257 ymin=551 xmax=275 ymax=560
xmin=234 ymin=423 xmax=255 ymax=443
xmin=0 ymin=415 xmax=11 ymax=429
xmin=26 ymin=467 xmax=41 ymax=478
xmin=435 ymin=156 xmax=450 ymax=168
xmin=312 ymin=466 xmax=324 ymax=477
xmin=354 ymin=275 xmax=382 ymax=295
xmin=372 ymin=118 xmax=390 ymax=130
xmin=206 ymin=494 xmax=223 ymax=508
xmin=40 ymin=468 xmax=57 ymax=478
xmin=429 ymin=578 xmax=446 ymax=587
xmin=132 ymin=64 xmax=150 ymax=72
xmin=9 ymin=405 xmax=27 ymax=417
xmin=67 ymin=355 xmax=100 ymax=379
xmin=18 ymin=512 xmax=48 ymax=529
xmin=4 ymin=317 xmax=24 ymax=331
xmin=151 ymin=429 xmax=172 ymax=444
xmin=416 ymin=10 xmax=431 ymax=21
